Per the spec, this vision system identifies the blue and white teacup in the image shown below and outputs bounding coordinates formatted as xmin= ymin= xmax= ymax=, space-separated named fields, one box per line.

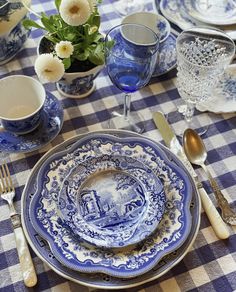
xmin=122 ymin=11 xmax=171 ymax=44
xmin=0 ymin=75 xmax=46 ymax=135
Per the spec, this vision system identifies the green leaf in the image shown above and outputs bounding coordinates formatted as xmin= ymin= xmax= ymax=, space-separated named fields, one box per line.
xmin=54 ymin=0 xmax=61 ymax=11
xmin=22 ymin=19 xmax=44 ymax=30
xmin=88 ymin=43 xmax=105 ymax=65
xmin=76 ymin=50 xmax=90 ymax=61
xmin=62 ymin=58 xmax=71 ymax=70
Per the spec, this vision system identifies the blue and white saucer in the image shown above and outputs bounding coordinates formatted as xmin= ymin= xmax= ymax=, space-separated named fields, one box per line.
xmin=0 ymin=92 xmax=64 ymax=153
xmin=29 ymin=133 xmax=192 ymax=278
xmin=152 ymin=33 xmax=177 ymax=77
xmin=58 ymin=154 xmax=166 ymax=248
xmin=197 ymin=64 xmax=236 ymax=113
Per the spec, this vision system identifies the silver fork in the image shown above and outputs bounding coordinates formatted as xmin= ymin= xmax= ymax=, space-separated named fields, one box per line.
xmin=0 ymin=163 xmax=37 ymax=287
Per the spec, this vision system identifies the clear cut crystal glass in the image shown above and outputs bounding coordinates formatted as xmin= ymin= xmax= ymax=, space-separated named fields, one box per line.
xmin=176 ymin=27 xmax=235 ymax=126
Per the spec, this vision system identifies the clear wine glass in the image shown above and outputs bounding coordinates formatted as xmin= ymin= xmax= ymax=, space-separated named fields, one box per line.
xmin=104 ymin=23 xmax=159 ymax=133
xmin=176 ymin=27 xmax=235 ymax=130
xmin=113 ymin=0 xmax=144 ymax=16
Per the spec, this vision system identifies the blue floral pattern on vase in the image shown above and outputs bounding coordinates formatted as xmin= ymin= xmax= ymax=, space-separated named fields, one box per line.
xmin=56 ymin=69 xmax=102 ymax=98
xmin=29 ymin=134 xmax=192 ymax=278
xmin=58 ymin=154 xmax=166 ymax=248
xmin=0 ymin=91 xmax=64 ymax=153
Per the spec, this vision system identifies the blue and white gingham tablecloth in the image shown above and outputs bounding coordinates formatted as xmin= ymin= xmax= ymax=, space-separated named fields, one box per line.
xmin=0 ymin=0 xmax=236 ymax=291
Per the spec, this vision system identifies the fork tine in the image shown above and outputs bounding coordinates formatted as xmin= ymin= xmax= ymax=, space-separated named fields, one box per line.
xmin=0 ymin=166 xmax=6 ymax=193
xmin=1 ymin=163 xmax=13 ymax=193
xmin=3 ymin=163 xmax=14 ymax=192
xmin=0 ymin=170 xmax=3 ymax=194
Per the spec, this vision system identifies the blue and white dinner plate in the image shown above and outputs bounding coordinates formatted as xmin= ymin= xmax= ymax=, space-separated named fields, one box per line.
xmin=183 ymin=0 xmax=236 ymax=26
xmin=22 ymin=130 xmax=201 ymax=289
xmin=158 ymin=0 xmax=236 ymax=40
xmin=58 ymin=154 xmax=166 ymax=248
xmin=153 ymin=33 xmax=177 ymax=77
xmin=0 ymin=91 xmax=64 ymax=153
xmin=29 ymin=133 xmax=192 ymax=278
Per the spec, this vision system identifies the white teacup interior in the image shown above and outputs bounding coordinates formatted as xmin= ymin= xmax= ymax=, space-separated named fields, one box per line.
xmin=122 ymin=12 xmax=170 ymax=43
xmin=0 ymin=75 xmax=46 ymax=120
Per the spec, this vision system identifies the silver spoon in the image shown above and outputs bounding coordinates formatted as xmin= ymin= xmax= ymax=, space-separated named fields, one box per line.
xmin=183 ymin=128 xmax=236 ymax=225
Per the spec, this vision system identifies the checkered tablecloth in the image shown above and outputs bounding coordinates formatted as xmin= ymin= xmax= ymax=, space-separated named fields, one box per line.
xmin=0 ymin=0 xmax=236 ymax=291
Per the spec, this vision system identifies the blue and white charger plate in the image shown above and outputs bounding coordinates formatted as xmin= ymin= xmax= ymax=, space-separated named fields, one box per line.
xmin=0 ymin=92 xmax=64 ymax=153
xmin=153 ymin=33 xmax=177 ymax=77
xmin=59 ymin=154 xmax=166 ymax=248
xmin=29 ymin=133 xmax=192 ymax=278
xmin=197 ymin=64 xmax=236 ymax=113
xmin=22 ymin=130 xmax=201 ymax=289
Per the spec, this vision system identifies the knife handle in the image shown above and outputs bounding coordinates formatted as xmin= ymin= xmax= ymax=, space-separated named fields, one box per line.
xmin=198 ymin=187 xmax=230 ymax=239
xmin=14 ymin=226 xmax=38 ymax=287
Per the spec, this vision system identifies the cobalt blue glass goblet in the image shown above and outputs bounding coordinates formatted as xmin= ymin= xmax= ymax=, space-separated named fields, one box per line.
xmin=105 ymin=23 xmax=159 ymax=133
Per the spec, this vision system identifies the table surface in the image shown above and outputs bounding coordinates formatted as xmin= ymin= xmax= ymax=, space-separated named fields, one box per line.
xmin=0 ymin=0 xmax=236 ymax=291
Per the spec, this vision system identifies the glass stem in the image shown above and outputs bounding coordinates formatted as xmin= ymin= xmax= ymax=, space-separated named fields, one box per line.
xmin=123 ymin=93 xmax=131 ymax=121
xmin=184 ymin=102 xmax=195 ymax=124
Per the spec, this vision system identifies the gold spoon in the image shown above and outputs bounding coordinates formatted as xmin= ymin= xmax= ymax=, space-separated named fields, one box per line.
xmin=183 ymin=128 xmax=236 ymax=225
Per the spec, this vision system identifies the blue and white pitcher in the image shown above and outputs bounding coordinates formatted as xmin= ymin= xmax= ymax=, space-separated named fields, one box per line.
xmin=0 ymin=0 xmax=31 ymax=65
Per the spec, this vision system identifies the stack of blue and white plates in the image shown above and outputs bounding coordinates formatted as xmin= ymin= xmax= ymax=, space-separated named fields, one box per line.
xmin=22 ymin=129 xmax=201 ymax=289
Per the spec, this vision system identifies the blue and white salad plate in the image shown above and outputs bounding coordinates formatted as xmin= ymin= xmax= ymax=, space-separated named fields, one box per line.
xmin=0 ymin=91 xmax=64 ymax=153
xmin=153 ymin=33 xmax=177 ymax=77
xmin=29 ymin=133 xmax=192 ymax=278
xmin=58 ymin=154 xmax=166 ymax=248
xmin=197 ymin=64 xmax=236 ymax=113
xmin=22 ymin=130 xmax=201 ymax=289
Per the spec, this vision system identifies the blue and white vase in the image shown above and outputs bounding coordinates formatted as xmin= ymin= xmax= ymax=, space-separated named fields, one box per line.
xmin=0 ymin=0 xmax=31 ymax=65
xmin=38 ymin=36 xmax=104 ymax=99
xmin=56 ymin=64 xmax=104 ymax=98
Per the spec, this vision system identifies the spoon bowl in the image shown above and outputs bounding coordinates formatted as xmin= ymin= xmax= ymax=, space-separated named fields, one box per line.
xmin=183 ymin=128 xmax=236 ymax=225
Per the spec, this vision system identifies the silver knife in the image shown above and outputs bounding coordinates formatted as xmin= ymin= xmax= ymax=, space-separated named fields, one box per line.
xmin=153 ymin=111 xmax=229 ymax=239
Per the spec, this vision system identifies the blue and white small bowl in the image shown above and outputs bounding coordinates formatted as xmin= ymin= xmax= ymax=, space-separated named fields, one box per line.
xmin=122 ymin=11 xmax=171 ymax=44
xmin=0 ymin=75 xmax=46 ymax=135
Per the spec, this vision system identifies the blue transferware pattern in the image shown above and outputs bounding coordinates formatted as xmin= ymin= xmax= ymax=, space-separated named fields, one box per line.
xmin=0 ymin=91 xmax=63 ymax=153
xmin=58 ymin=154 xmax=166 ymax=248
xmin=197 ymin=64 xmax=236 ymax=113
xmin=0 ymin=16 xmax=30 ymax=65
xmin=159 ymin=0 xmax=201 ymax=30
xmin=1 ymin=107 xmax=42 ymax=135
xmin=0 ymin=1 xmax=21 ymax=20
xmin=56 ymin=69 xmax=102 ymax=98
xmin=157 ymin=18 xmax=170 ymax=42
xmin=152 ymin=33 xmax=177 ymax=77
xmin=22 ymin=130 xmax=201 ymax=288
xmin=29 ymin=134 xmax=192 ymax=278
xmin=0 ymin=0 xmax=31 ymax=65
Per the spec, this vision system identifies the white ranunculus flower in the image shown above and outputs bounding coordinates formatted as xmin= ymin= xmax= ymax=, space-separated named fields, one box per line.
xmin=35 ymin=53 xmax=65 ymax=83
xmin=59 ymin=0 xmax=91 ymax=26
xmin=55 ymin=41 xmax=74 ymax=59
